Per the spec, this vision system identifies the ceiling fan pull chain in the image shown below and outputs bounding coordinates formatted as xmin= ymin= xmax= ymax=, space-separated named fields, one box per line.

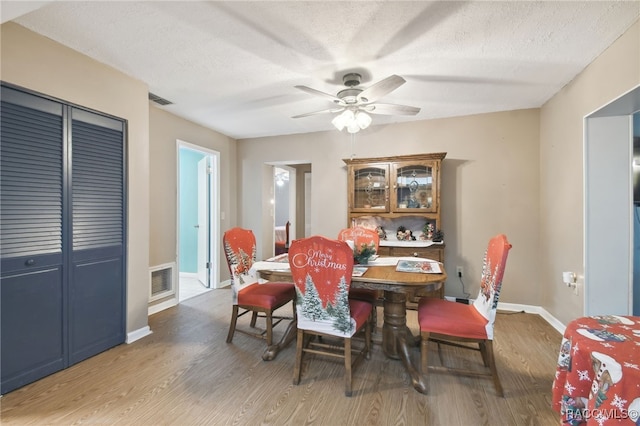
xmin=350 ymin=132 xmax=355 ymax=159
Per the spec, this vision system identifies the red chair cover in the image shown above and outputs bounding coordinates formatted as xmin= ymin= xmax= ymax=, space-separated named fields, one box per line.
xmin=337 ymin=227 xmax=380 ymax=253
xmin=289 ymin=236 xmax=369 ymax=337
xmin=222 ymin=228 xmax=295 ymax=340
xmin=419 ymin=234 xmax=511 ymax=340
xmin=223 ymin=227 xmax=259 ymax=305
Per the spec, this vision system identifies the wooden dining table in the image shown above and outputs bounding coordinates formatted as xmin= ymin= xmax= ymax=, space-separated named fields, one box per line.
xmin=254 ymin=256 xmax=447 ymax=394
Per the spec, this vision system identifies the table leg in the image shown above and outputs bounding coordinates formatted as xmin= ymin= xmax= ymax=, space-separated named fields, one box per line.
xmin=382 ymin=291 xmax=428 ymax=394
xmin=262 ymin=319 xmax=297 ymax=361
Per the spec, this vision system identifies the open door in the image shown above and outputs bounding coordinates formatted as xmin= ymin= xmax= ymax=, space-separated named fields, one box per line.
xmin=177 ymin=142 xmax=221 ymax=300
xmin=197 ymin=156 xmax=210 ymax=287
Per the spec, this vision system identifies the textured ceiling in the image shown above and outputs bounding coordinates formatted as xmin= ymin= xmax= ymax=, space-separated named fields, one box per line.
xmin=4 ymin=1 xmax=640 ymax=139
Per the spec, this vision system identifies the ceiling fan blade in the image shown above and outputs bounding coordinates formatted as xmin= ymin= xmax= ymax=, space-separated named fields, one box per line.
xmin=294 ymin=85 xmax=342 ymax=104
xmin=365 ymin=103 xmax=420 ymax=116
xmin=357 ymin=75 xmax=406 ymax=103
xmin=292 ymin=107 xmax=345 ymax=119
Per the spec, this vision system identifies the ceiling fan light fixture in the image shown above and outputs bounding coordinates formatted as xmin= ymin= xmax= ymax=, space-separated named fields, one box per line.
xmin=331 ymin=112 xmax=346 ymax=131
xmin=332 ymin=109 xmax=354 ymax=131
xmin=347 ymin=120 xmax=361 ymax=134
xmin=355 ymin=111 xmax=372 ymax=129
xmin=333 ymin=109 xmax=371 ymax=133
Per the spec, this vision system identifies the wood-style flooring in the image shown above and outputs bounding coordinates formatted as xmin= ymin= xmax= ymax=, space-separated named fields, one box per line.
xmin=1 ymin=289 xmax=563 ymax=425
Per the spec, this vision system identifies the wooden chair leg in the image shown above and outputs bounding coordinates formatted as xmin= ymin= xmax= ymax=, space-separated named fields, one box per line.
xmin=371 ymin=305 xmax=378 ymax=334
xmin=485 ymin=340 xmax=504 ymax=397
xmin=365 ymin=318 xmax=371 ymax=360
xmin=250 ymin=311 xmax=258 ymax=328
xmin=226 ymin=305 xmax=239 ymax=343
xmin=479 ymin=341 xmax=490 ymax=367
xmin=420 ymin=332 xmax=430 ymax=374
xmin=293 ymin=329 xmax=304 ymax=385
xmin=344 ymin=337 xmax=353 ymax=397
xmin=266 ymin=311 xmax=273 ymax=346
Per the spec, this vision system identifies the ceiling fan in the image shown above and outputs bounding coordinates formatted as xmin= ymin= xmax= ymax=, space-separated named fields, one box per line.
xmin=292 ymin=73 xmax=420 ymax=133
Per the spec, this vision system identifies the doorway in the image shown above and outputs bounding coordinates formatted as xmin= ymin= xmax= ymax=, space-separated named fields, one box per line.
xmin=270 ymin=163 xmax=312 ymax=256
xmin=177 ymin=141 xmax=221 ymax=302
xmin=584 ymin=85 xmax=640 ymax=315
xmin=274 ymin=166 xmax=295 ymax=256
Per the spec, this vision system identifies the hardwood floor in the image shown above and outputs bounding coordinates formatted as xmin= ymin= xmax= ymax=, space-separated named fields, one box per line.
xmin=1 ymin=290 xmax=563 ymax=425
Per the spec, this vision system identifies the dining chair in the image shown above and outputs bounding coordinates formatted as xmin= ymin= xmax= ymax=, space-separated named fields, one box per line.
xmin=337 ymin=226 xmax=380 ymax=252
xmin=289 ymin=235 xmax=372 ymax=396
xmin=418 ymin=234 xmax=512 ymax=396
xmin=337 ymin=227 xmax=380 ymax=325
xmin=223 ymin=227 xmax=296 ymax=347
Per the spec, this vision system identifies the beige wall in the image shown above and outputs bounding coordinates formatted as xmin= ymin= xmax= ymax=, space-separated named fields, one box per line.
xmin=148 ymin=106 xmax=237 ymax=282
xmin=238 ymin=109 xmax=541 ymax=305
xmin=0 ymin=23 xmax=150 ymax=334
xmin=540 ymin=20 xmax=640 ymax=325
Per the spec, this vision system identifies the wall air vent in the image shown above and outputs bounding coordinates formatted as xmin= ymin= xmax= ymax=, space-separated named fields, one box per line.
xmin=149 ymin=262 xmax=176 ymax=301
xmin=148 ymin=92 xmax=173 ymax=106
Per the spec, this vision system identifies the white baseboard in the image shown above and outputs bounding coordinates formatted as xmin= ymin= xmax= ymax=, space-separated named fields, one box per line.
xmin=537 ymin=308 xmax=566 ymax=334
xmin=498 ymin=302 xmax=566 ymax=334
xmin=148 ymin=297 xmax=178 ymax=316
xmin=126 ymin=326 xmax=153 ymax=343
xmin=218 ymin=279 xmax=231 ymax=289
xmin=442 ymin=299 xmax=566 ymax=334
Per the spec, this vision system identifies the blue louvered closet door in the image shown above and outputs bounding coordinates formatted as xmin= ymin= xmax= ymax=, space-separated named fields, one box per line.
xmin=69 ymin=108 xmax=126 ymax=364
xmin=0 ymin=85 xmax=126 ymax=394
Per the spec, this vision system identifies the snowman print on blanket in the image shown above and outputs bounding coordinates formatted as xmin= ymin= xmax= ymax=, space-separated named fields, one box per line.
xmin=557 ymin=336 xmax=572 ymax=371
xmin=592 ymin=315 xmax=635 ymax=326
xmin=576 ymin=328 xmax=628 ymax=342
xmin=589 ymin=351 xmax=623 ymax=409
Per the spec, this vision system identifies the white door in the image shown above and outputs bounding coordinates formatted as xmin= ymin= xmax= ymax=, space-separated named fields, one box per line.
xmin=197 ymin=156 xmax=210 ymax=287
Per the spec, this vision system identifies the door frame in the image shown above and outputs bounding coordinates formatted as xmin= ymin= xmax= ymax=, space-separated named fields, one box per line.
xmin=176 ymin=140 xmax=221 ymax=294
xmin=584 ymin=84 xmax=640 ymax=315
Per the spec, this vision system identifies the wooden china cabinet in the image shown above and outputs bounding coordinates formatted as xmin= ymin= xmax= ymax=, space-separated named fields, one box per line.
xmin=343 ymin=152 xmax=447 ymax=298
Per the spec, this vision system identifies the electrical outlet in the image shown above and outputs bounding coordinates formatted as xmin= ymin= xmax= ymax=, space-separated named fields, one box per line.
xmin=456 ymin=266 xmax=463 ymax=277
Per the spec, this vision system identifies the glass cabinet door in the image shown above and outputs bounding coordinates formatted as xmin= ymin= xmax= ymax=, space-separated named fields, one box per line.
xmin=350 ymin=164 xmax=389 ymax=212
xmin=392 ymin=161 xmax=437 ymax=212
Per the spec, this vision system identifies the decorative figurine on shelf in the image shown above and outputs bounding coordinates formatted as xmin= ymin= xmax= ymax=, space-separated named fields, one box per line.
xmin=432 ymin=229 xmax=444 ymax=242
xmin=375 ymin=225 xmax=387 ymax=240
xmin=421 ymin=222 xmax=435 ymax=240
xmin=396 ymin=226 xmax=415 ymax=241
xmin=354 ymin=242 xmax=376 ymax=265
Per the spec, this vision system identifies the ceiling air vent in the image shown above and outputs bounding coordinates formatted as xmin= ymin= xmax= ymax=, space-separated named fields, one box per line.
xmin=148 ymin=92 xmax=173 ymax=106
